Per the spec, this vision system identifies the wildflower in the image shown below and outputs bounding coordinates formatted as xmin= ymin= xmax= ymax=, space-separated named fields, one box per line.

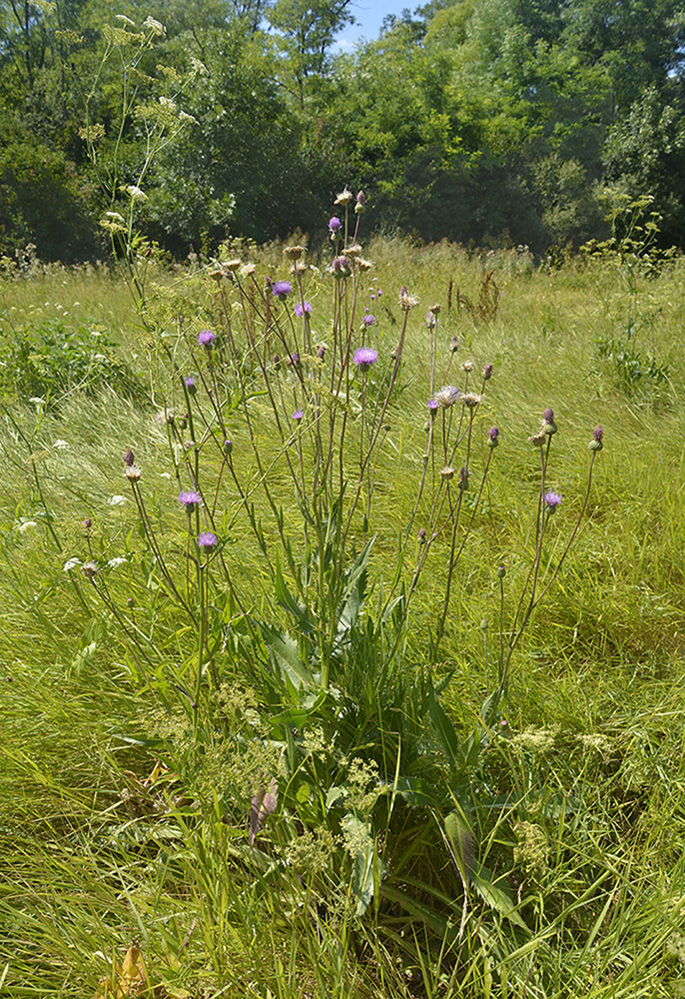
xmin=542 ymin=407 xmax=557 ymax=435
xmin=353 ymin=346 xmax=378 ymax=369
xmin=294 ymin=301 xmax=312 ymax=317
xmin=399 ymin=286 xmax=418 ymax=311
xmin=462 ymin=392 xmax=482 ymax=408
xmin=355 ymin=190 xmax=366 ymax=213
xmin=317 ymin=344 xmax=326 ymax=359
xmin=107 ymin=557 xmax=128 ymax=568
xmin=497 ymin=565 xmax=506 ymax=578
xmin=345 ymin=243 xmax=362 ymax=258
xmin=589 ymin=425 xmax=604 ymax=452
xmin=271 ymin=280 xmax=292 ymax=299
xmin=418 ymin=527 xmax=427 ymax=544
xmin=63 ymin=557 xmax=81 ymax=572
xmin=362 ymin=312 xmax=376 ymax=327
xmin=434 ymin=385 xmax=461 ymax=407
xmin=488 ymin=426 xmax=499 ymax=447
xmin=334 ymin=188 xmax=354 ymax=206
xmin=81 ymin=561 xmax=99 ymax=580
xmin=328 ymin=216 xmax=342 ymax=234
xmin=197 ymin=531 xmax=218 ymax=550
xmin=197 ymin=329 xmax=215 ymax=347
xmin=425 ymin=310 xmax=437 ymax=328
xmin=124 ymin=464 xmax=142 ymax=482
xmin=126 ymin=185 xmax=147 ymax=202
xmin=143 ymin=15 xmax=165 ymax=35
xmin=241 ymin=263 xmax=256 ymax=277
xmin=290 ymin=351 xmax=300 ymax=367
xmin=179 ymin=490 xmax=201 ymax=509
xmin=223 ymin=439 xmax=233 ymax=455
xmin=292 ymin=410 xmax=304 ymax=421
xmin=462 ymin=359 xmax=474 ymax=372
xmin=272 ymin=354 xmax=281 ymax=371
xmin=53 ymin=439 xmax=70 ymax=450
xmin=483 ymin=362 xmax=494 ymax=380
xmin=123 ymin=448 xmax=135 ymax=466
xmin=109 ymin=495 xmax=127 ymax=506
xmin=225 ymin=258 xmax=242 ymax=271
xmin=184 ymin=375 xmax=197 ymax=395
xmin=428 ymin=398 xmax=439 ymax=413
xmin=83 ymin=518 xmax=92 ymax=530
xmin=284 ymin=245 xmax=305 ymax=260
xmin=544 ymin=490 xmax=562 ymax=511
xmin=331 ymin=256 xmax=351 ymax=278
xmin=356 ymin=258 xmax=374 ymax=271
xmin=441 ymin=466 xmax=455 ymax=480
xmin=450 ymin=335 xmax=459 ymax=354
xmin=458 ymin=466 xmax=470 ymax=490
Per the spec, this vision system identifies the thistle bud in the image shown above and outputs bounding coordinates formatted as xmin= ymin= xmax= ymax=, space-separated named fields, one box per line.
xmin=588 ymin=425 xmax=604 ymax=451
xmin=123 ymin=448 xmax=135 ymax=466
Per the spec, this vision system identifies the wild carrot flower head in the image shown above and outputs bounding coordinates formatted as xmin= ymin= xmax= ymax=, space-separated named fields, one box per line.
xmin=544 ymin=490 xmax=562 ymax=510
xmin=179 ymin=490 xmax=201 ymax=509
xmin=294 ymin=301 xmax=312 ymax=317
xmin=197 ymin=531 xmax=218 ymax=550
xmin=353 ymin=346 xmax=378 ymax=369
xmin=271 ymin=280 xmax=291 ymax=299
xmin=198 ymin=329 xmax=215 ymax=347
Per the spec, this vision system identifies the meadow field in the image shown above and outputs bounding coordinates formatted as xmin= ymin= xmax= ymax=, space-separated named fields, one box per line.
xmin=1 ymin=229 xmax=685 ymax=998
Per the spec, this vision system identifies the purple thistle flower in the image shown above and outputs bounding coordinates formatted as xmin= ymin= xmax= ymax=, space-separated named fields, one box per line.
xmin=544 ymin=490 xmax=562 ymax=510
xmin=123 ymin=448 xmax=135 ymax=466
xmin=223 ymin=439 xmax=233 ymax=455
xmin=328 ymin=216 xmax=342 ymax=234
xmin=488 ymin=426 xmax=499 ymax=440
xmin=483 ymin=362 xmax=494 ymax=380
xmin=593 ymin=425 xmax=603 ymax=441
xmin=331 ymin=255 xmax=351 ymax=278
xmin=197 ymin=531 xmax=218 ymax=550
xmin=179 ymin=490 xmax=201 ymax=509
xmin=428 ymin=398 xmax=439 ymax=412
xmin=184 ymin=375 xmax=197 ymax=395
xmin=370 ymin=293 xmax=376 ymax=300
xmin=377 ymin=289 xmax=382 ymax=297
xmin=317 ymin=345 xmax=326 ymax=359
xmin=271 ymin=281 xmax=292 ymax=299
xmin=290 ymin=351 xmax=300 ymax=366
xmin=353 ymin=346 xmax=378 ymax=369
xmin=434 ymin=385 xmax=461 ymax=408
xmin=543 ymin=407 xmax=555 ymax=423
xmin=197 ymin=329 xmax=215 ymax=347
xmin=294 ymin=301 xmax=312 ymax=317
xmin=292 ymin=409 xmax=304 ymax=421
xmin=362 ymin=312 xmax=376 ymax=327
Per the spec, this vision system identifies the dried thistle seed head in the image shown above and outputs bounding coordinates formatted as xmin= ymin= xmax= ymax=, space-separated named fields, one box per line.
xmin=284 ymin=245 xmax=305 ymax=260
xmin=434 ymin=385 xmax=461 ymax=407
xmin=429 ymin=303 xmax=441 ymax=315
xmin=334 ymin=187 xmax=354 ymax=206
xmin=209 ymin=268 xmax=226 ymax=283
xmin=462 ymin=392 xmax=482 ymax=408
xmin=441 ymin=466 xmax=455 ymax=480
xmin=241 ymin=263 xmax=256 ymax=277
xmin=356 ymin=257 xmax=374 ymax=271
xmin=462 ymin=359 xmax=474 ymax=372
xmin=399 ymin=286 xmax=418 ymax=311
xmin=528 ymin=430 xmax=546 ymax=447
xmin=81 ymin=561 xmax=98 ymax=580
xmin=425 ymin=310 xmax=436 ymax=328
xmin=345 ymin=243 xmax=362 ymax=259
xmin=124 ymin=464 xmax=142 ymax=482
xmin=123 ymin=448 xmax=135 ymax=466
xmin=290 ymin=261 xmax=307 ymax=274
xmin=225 ymin=258 xmax=242 ymax=271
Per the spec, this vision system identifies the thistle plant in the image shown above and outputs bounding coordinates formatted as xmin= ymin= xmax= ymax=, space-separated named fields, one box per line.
xmin=64 ymin=188 xmax=605 ymax=980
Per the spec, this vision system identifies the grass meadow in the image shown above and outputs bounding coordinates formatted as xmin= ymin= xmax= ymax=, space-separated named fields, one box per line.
xmin=1 ymin=232 xmax=685 ymax=998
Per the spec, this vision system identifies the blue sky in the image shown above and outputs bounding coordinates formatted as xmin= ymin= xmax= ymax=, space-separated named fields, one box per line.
xmin=334 ymin=0 xmax=419 ymax=51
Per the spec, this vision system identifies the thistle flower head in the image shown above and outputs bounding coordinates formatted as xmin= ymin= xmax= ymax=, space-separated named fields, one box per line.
xmin=294 ymin=301 xmax=312 ymax=317
xmin=458 ymin=466 xmax=470 ymax=490
xmin=483 ymin=362 xmax=494 ymax=380
xmin=328 ymin=216 xmax=342 ymax=234
xmin=123 ymin=448 xmax=135 ymax=466
xmin=462 ymin=392 xmax=482 ymax=409
xmin=589 ymin=425 xmax=604 ymax=451
xmin=317 ymin=344 xmax=326 ymax=359
xmin=292 ymin=409 xmax=304 ymax=421
xmin=331 ymin=256 xmax=351 ymax=278
xmin=434 ymin=385 xmax=461 ymax=408
xmin=450 ymin=335 xmax=459 ymax=354
xmin=81 ymin=561 xmax=98 ymax=580
xmin=197 ymin=329 xmax=215 ymax=347
xmin=462 ymin=359 xmax=474 ymax=372
xmin=197 ymin=531 xmax=218 ymax=550
xmin=353 ymin=346 xmax=378 ymax=369
xmin=271 ymin=280 xmax=292 ymax=299
xmin=441 ymin=466 xmax=455 ymax=480
xmin=184 ymin=375 xmax=197 ymax=395
xmin=544 ymin=490 xmax=562 ymax=510
xmin=428 ymin=398 xmax=439 ymax=413
xmin=179 ymin=490 xmax=201 ymax=508
xmin=418 ymin=527 xmax=427 ymax=543
xmin=399 ymin=286 xmax=418 ymax=311
xmin=488 ymin=426 xmax=500 ymax=447
xmin=124 ymin=464 xmax=142 ymax=482
xmin=362 ymin=312 xmax=376 ymax=327
xmin=284 ymin=245 xmax=305 ymax=260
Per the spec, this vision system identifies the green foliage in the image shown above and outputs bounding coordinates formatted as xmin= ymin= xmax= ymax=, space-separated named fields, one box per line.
xmin=0 ymin=316 xmax=143 ymax=404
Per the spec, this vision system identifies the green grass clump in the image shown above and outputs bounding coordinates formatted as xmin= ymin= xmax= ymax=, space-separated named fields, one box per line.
xmin=2 ymin=227 xmax=685 ymax=998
